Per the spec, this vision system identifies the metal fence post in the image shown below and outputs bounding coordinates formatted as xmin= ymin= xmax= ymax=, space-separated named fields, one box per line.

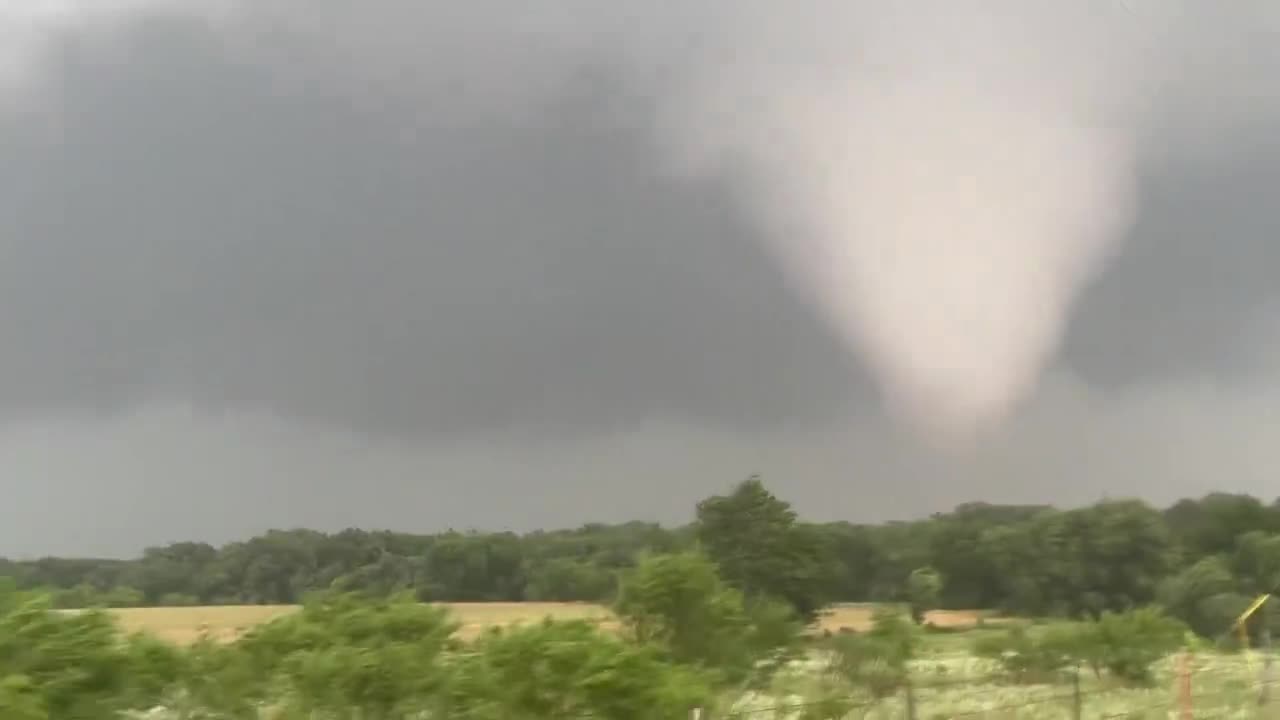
xmin=1177 ymin=650 xmax=1193 ymax=720
xmin=1260 ymin=627 xmax=1274 ymax=708
xmin=904 ymin=680 xmax=917 ymax=720
xmin=1071 ymin=665 xmax=1083 ymax=720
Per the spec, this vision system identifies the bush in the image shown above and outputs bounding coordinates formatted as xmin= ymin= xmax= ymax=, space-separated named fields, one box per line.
xmin=0 ymin=675 xmax=46 ymax=720
xmin=826 ymin=608 xmax=916 ymax=699
xmin=614 ymin=551 xmax=802 ymax=685
xmin=445 ymin=619 xmax=714 ymax=719
xmin=235 ymin=591 xmax=457 ymax=715
xmin=0 ymin=595 xmax=141 ymax=718
xmin=975 ymin=609 xmax=1188 ymax=686
xmin=1157 ymin=558 xmax=1250 ymax=639
xmin=1078 ymin=607 xmax=1188 ymax=684
xmin=973 ymin=624 xmax=1082 ymax=682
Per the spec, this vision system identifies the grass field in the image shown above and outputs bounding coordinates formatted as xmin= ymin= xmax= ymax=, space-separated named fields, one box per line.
xmin=744 ymin=648 xmax=1270 ymax=719
xmin=105 ymin=602 xmax=994 ymax=645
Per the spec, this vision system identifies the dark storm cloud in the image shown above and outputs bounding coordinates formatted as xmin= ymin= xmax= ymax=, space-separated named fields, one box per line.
xmin=1062 ymin=2 xmax=1280 ymax=381
xmin=0 ymin=3 xmax=1271 ymax=436
xmin=0 ymin=11 xmax=867 ymax=436
xmin=0 ymin=2 xmax=1277 ymax=557
xmin=1064 ymin=137 xmax=1280 ymax=383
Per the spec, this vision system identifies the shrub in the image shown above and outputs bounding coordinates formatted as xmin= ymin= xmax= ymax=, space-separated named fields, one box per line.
xmin=826 ymin=608 xmax=916 ymax=699
xmin=235 ymin=591 xmax=457 ymax=715
xmin=1078 ymin=607 xmax=1188 ymax=684
xmin=614 ymin=551 xmax=802 ymax=685
xmin=975 ymin=609 xmax=1188 ymax=686
xmin=445 ymin=619 xmax=714 ymax=719
xmin=0 ymin=595 xmax=140 ymax=718
xmin=972 ymin=624 xmax=1079 ymax=683
xmin=0 ymin=675 xmax=46 ymax=720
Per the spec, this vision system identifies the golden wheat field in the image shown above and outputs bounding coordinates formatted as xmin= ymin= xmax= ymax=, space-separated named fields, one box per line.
xmin=106 ymin=603 xmax=991 ymax=645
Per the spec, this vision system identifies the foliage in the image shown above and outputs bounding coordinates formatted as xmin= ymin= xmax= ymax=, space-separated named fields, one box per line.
xmin=0 ymin=675 xmax=46 ymax=720
xmin=972 ymin=624 xmax=1080 ymax=682
xmin=3 ymin=484 xmax=1280 ymax=645
xmin=0 ymin=576 xmax=1254 ymax=718
xmin=974 ymin=609 xmax=1189 ymax=686
xmin=167 ymin=636 xmax=261 ymax=718
xmin=695 ymin=476 xmax=834 ymax=620
xmin=1156 ymin=556 xmax=1249 ymax=639
xmin=235 ymin=590 xmax=457 ymax=715
xmin=0 ymin=594 xmax=162 ymax=718
xmin=614 ymin=551 xmax=802 ymax=685
xmin=1076 ymin=607 xmax=1189 ymax=684
xmin=0 ymin=583 xmax=722 ymax=719
xmin=6 ymin=471 xmax=1277 ymax=719
xmin=825 ymin=607 xmax=917 ymax=699
xmin=905 ymin=567 xmax=942 ymax=624
xmin=445 ymin=619 xmax=714 ymax=719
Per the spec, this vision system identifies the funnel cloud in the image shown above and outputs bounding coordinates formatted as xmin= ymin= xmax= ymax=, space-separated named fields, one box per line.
xmin=647 ymin=2 xmax=1164 ymax=436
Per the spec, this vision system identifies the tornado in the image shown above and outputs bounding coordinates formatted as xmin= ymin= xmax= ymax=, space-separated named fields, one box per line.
xmin=652 ymin=1 xmax=1156 ymax=440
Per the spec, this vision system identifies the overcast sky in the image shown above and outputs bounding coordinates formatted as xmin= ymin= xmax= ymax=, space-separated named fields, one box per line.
xmin=0 ymin=1 xmax=1278 ymax=558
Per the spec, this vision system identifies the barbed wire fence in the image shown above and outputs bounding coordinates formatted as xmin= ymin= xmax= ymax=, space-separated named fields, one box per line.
xmin=685 ymin=657 xmax=1280 ymax=719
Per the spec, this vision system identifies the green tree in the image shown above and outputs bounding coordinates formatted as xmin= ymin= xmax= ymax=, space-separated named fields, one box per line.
xmin=614 ymin=551 xmax=801 ymax=684
xmin=1077 ymin=607 xmax=1188 ymax=684
xmin=695 ymin=476 xmax=831 ymax=619
xmin=1166 ymin=494 xmax=1278 ymax=559
xmin=524 ymin=558 xmax=614 ymax=602
xmin=419 ymin=532 xmax=526 ymax=601
xmin=1231 ymin=531 xmax=1280 ymax=596
xmin=905 ymin=567 xmax=942 ymax=624
xmin=980 ymin=500 xmax=1173 ymax=617
xmin=818 ymin=523 xmax=889 ymax=602
xmin=1157 ymin=556 xmax=1248 ymax=638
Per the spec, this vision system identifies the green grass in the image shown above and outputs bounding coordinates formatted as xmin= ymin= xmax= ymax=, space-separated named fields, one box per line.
xmin=735 ymin=629 xmax=1275 ymax=719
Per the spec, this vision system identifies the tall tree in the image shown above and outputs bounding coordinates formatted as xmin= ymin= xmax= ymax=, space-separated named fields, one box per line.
xmin=905 ymin=567 xmax=943 ymax=624
xmin=694 ymin=476 xmax=830 ymax=620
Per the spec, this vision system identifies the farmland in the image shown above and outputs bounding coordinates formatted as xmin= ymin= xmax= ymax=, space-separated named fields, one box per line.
xmin=98 ymin=602 xmax=1277 ymax=717
xmin=104 ymin=602 xmax=993 ymax=644
xmin=106 ymin=601 xmax=614 ymax=644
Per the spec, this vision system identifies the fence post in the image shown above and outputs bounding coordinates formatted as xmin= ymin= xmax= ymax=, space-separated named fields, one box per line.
xmin=1260 ymin=627 xmax=1274 ymax=708
xmin=904 ymin=680 xmax=917 ymax=720
xmin=1177 ymin=650 xmax=1193 ymax=720
xmin=1071 ymin=665 xmax=1082 ymax=720
xmin=689 ymin=708 xmax=703 ymax=720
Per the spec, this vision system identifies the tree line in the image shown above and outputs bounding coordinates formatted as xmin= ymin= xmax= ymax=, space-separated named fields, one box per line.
xmin=0 ymin=539 xmax=1200 ymax=718
xmin=3 ymin=478 xmax=1280 ymax=636
xmin=0 ymin=545 xmax=832 ymax=718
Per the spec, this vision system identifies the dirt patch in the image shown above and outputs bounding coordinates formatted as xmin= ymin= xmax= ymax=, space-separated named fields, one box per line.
xmin=817 ymin=605 xmax=997 ymax=633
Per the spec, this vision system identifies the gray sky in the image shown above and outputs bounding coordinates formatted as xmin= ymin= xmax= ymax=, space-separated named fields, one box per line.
xmin=0 ymin=1 xmax=1278 ymax=558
